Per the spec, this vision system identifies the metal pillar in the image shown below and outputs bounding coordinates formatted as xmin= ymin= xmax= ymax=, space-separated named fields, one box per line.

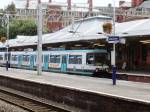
xmin=6 ymin=14 xmax=9 ymax=71
xmin=112 ymin=44 xmax=116 ymax=85
xmin=37 ymin=3 xmax=43 ymax=75
xmin=112 ymin=0 xmax=117 ymax=85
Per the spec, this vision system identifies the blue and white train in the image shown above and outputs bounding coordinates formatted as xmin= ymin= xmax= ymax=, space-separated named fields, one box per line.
xmin=0 ymin=49 xmax=109 ymax=76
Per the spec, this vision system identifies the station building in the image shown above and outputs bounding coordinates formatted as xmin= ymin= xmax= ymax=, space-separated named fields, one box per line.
xmin=0 ymin=15 xmax=150 ymax=72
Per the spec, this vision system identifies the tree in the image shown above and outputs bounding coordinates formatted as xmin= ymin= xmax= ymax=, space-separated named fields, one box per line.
xmin=0 ymin=3 xmax=49 ymax=40
xmin=103 ymin=23 xmax=112 ymax=34
xmin=9 ymin=19 xmax=37 ymax=39
xmin=0 ymin=37 xmax=6 ymax=43
xmin=0 ymin=27 xmax=6 ymax=43
xmin=5 ymin=2 xmax=16 ymax=14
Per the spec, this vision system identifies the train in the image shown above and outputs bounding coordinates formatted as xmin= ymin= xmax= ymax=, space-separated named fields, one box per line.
xmin=0 ymin=49 xmax=109 ymax=76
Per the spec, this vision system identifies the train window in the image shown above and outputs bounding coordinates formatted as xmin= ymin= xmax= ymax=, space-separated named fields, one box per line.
xmin=49 ymin=55 xmax=60 ymax=63
xmin=50 ymin=55 xmax=55 ymax=63
xmin=4 ymin=53 xmax=7 ymax=60
xmin=86 ymin=53 xmax=108 ymax=66
xmin=42 ymin=55 xmax=43 ymax=63
xmin=34 ymin=55 xmax=36 ymax=62
xmin=0 ymin=55 xmax=3 ymax=60
xmin=11 ymin=55 xmax=18 ymax=61
xmin=11 ymin=55 xmax=14 ymax=61
xmin=95 ymin=53 xmax=108 ymax=66
xmin=23 ymin=55 xmax=29 ymax=62
xmin=56 ymin=55 xmax=60 ymax=63
xmin=69 ymin=55 xmax=82 ymax=64
xmin=86 ymin=54 xmax=94 ymax=65
xmin=4 ymin=53 xmax=10 ymax=61
xmin=23 ymin=56 xmax=25 ymax=61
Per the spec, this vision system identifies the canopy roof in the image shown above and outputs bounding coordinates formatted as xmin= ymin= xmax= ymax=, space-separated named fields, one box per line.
xmin=0 ymin=15 xmax=111 ymax=48
xmin=0 ymin=15 xmax=150 ymax=48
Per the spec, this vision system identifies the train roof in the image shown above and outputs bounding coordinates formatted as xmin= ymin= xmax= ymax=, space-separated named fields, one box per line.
xmin=10 ymin=49 xmax=107 ymax=54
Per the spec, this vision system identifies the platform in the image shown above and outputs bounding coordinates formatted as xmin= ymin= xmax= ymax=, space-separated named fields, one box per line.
xmin=117 ymin=71 xmax=150 ymax=83
xmin=0 ymin=67 xmax=149 ymax=104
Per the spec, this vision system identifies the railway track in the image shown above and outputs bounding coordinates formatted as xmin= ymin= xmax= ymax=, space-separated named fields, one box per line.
xmin=0 ymin=89 xmax=70 ymax=112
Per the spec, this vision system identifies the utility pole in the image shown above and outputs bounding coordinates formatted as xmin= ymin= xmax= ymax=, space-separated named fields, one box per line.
xmin=37 ymin=3 xmax=43 ymax=75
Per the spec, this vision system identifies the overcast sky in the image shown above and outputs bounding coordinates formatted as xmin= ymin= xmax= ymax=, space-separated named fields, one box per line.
xmin=1 ymin=0 xmax=131 ymax=9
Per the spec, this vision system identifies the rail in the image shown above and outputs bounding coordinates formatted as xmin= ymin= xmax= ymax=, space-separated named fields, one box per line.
xmin=0 ymin=86 xmax=69 ymax=112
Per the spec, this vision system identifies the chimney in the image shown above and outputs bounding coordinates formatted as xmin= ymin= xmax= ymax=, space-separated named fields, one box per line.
xmin=26 ymin=0 xmax=29 ymax=9
xmin=38 ymin=0 xmax=41 ymax=4
xmin=119 ymin=1 xmax=125 ymax=6
xmin=67 ymin=0 xmax=71 ymax=10
xmin=108 ymin=3 xmax=112 ymax=7
xmin=132 ymin=0 xmax=144 ymax=7
xmin=88 ymin=0 xmax=93 ymax=12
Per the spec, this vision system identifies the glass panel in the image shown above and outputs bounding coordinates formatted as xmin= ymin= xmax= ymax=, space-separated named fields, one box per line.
xmin=69 ymin=55 xmax=82 ymax=64
xmin=86 ymin=53 xmax=108 ymax=66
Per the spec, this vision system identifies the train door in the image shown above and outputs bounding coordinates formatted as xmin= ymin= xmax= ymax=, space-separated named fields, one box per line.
xmin=18 ymin=55 xmax=22 ymax=68
xmin=30 ymin=55 xmax=34 ymax=69
xmin=44 ymin=54 xmax=49 ymax=70
xmin=61 ymin=55 xmax=67 ymax=72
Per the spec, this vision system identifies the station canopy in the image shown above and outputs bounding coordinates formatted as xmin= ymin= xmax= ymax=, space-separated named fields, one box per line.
xmin=0 ymin=15 xmax=150 ymax=48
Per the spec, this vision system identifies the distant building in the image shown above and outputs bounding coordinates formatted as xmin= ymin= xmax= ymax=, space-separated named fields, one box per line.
xmin=119 ymin=1 xmax=132 ymax=10
xmin=132 ymin=0 xmax=144 ymax=7
xmin=13 ymin=0 xmax=100 ymax=33
xmin=138 ymin=0 xmax=150 ymax=11
xmin=46 ymin=3 xmax=62 ymax=32
xmin=13 ymin=0 xmax=47 ymax=28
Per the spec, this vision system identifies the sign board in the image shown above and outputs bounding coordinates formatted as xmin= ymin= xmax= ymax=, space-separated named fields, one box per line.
xmin=108 ymin=36 xmax=120 ymax=43
xmin=119 ymin=38 xmax=126 ymax=44
xmin=6 ymin=44 xmax=9 ymax=48
xmin=111 ymin=50 xmax=115 ymax=66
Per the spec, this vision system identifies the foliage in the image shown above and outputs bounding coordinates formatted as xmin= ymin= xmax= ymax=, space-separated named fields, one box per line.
xmin=5 ymin=2 xmax=16 ymax=14
xmin=9 ymin=19 xmax=37 ymax=39
xmin=0 ymin=26 xmax=6 ymax=37
xmin=103 ymin=23 xmax=112 ymax=34
xmin=0 ymin=27 xmax=6 ymax=43
xmin=0 ymin=18 xmax=37 ymax=39
xmin=0 ymin=3 xmax=49 ymax=41
xmin=0 ymin=37 xmax=6 ymax=43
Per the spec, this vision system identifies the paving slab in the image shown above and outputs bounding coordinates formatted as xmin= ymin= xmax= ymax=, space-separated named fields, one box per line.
xmin=0 ymin=67 xmax=149 ymax=104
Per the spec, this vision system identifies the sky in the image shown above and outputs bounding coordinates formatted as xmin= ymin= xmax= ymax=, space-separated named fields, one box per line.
xmin=0 ymin=0 xmax=131 ymax=9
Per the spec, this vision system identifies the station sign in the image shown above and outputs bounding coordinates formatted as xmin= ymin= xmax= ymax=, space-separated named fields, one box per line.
xmin=108 ymin=36 xmax=120 ymax=43
xmin=5 ymin=44 xmax=9 ymax=48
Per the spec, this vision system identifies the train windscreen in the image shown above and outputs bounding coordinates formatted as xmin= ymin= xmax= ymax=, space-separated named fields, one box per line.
xmin=86 ymin=53 xmax=108 ymax=66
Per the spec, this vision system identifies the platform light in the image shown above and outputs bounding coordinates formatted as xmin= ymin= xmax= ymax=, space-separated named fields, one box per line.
xmin=140 ymin=40 xmax=150 ymax=43
xmin=140 ymin=40 xmax=150 ymax=44
xmin=94 ymin=43 xmax=105 ymax=46
xmin=74 ymin=44 xmax=82 ymax=47
xmin=122 ymin=32 xmax=128 ymax=34
xmin=60 ymin=45 xmax=65 ymax=47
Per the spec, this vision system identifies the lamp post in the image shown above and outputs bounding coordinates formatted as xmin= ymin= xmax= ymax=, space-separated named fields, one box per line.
xmin=37 ymin=2 xmax=43 ymax=75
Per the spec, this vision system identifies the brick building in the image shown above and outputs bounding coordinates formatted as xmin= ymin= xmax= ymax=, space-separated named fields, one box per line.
xmin=13 ymin=0 xmax=100 ymax=33
xmin=132 ymin=0 xmax=145 ymax=7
